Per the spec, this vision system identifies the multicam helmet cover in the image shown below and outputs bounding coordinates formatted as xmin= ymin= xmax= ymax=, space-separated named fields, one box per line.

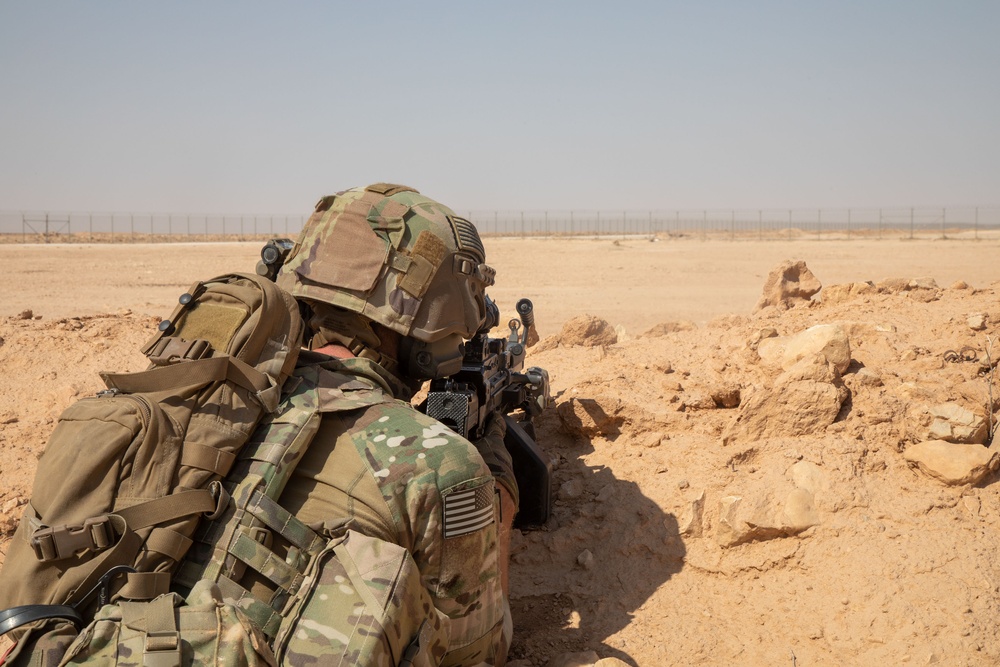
xmin=277 ymin=183 xmax=495 ymax=344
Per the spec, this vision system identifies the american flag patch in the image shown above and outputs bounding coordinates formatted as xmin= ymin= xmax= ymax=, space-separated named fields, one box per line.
xmin=443 ymin=484 xmax=494 ymax=539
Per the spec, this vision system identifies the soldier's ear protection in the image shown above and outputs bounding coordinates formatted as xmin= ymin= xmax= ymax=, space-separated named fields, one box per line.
xmin=399 ymin=334 xmax=466 ymax=380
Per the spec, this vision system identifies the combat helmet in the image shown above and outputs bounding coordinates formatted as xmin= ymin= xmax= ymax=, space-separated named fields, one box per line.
xmin=277 ymin=183 xmax=495 ymax=379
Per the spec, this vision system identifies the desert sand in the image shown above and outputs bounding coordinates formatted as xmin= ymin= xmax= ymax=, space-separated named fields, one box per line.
xmin=1 ymin=236 xmax=1000 ymax=666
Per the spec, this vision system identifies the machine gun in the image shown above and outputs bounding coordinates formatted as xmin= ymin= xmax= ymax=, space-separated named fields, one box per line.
xmin=422 ymin=297 xmax=552 ymax=528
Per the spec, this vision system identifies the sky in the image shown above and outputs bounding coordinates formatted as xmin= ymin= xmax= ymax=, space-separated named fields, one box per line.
xmin=1 ymin=1 xmax=998 ymax=215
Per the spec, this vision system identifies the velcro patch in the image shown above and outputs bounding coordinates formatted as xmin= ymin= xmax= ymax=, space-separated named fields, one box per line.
xmin=398 ymin=230 xmax=446 ymax=297
xmin=443 ymin=483 xmax=494 ymax=539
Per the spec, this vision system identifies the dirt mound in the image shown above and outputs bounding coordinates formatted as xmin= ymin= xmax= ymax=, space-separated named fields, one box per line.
xmin=2 ymin=262 xmax=1000 ymax=665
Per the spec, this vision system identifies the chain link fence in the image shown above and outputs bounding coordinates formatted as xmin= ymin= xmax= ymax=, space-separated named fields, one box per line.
xmin=2 ymin=207 xmax=998 ymax=243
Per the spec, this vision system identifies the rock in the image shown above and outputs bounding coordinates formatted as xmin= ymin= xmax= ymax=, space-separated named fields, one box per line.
xmin=546 ymin=651 xmax=600 ymax=667
xmin=722 ymin=367 xmax=848 ymax=445
xmin=819 ymin=282 xmax=875 ymax=305
xmin=910 ymin=277 xmax=939 ymax=290
xmin=716 ymin=476 xmax=821 ymax=548
xmin=782 ymin=488 xmax=820 ymax=530
xmin=849 ymin=367 xmax=883 ymax=388
xmin=16 ymin=309 xmax=33 ymax=320
xmin=1 ymin=497 xmax=21 ymax=514
xmin=559 ymin=479 xmax=585 ymax=500
xmin=710 ymin=384 xmax=741 ymax=409
xmin=951 ymin=280 xmax=970 ymax=290
xmin=908 ymin=403 xmax=989 ymax=445
xmin=968 ymin=313 xmax=987 ymax=331
xmin=755 ymin=260 xmax=822 ymax=311
xmin=907 ymin=288 xmax=940 ymax=303
xmin=641 ymin=431 xmax=664 ymax=448
xmin=577 ymin=549 xmax=595 ymax=569
xmin=760 ymin=324 xmax=850 ymax=374
xmin=558 ymin=315 xmax=618 ymax=347
xmin=903 ymin=440 xmax=998 ymax=485
xmin=641 ymin=321 xmax=697 ymax=337
xmin=680 ymin=490 xmax=706 ymax=537
xmin=557 ymin=396 xmax=621 ymax=437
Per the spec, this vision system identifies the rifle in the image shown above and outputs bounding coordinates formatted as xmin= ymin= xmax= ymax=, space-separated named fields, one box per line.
xmin=421 ymin=297 xmax=552 ymax=528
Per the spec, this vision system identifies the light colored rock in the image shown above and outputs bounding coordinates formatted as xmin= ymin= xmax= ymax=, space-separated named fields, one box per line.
xmin=781 ymin=488 xmax=820 ymax=530
xmin=903 ymin=440 xmax=999 ymax=485
xmin=909 ymin=403 xmax=989 ymax=445
xmin=722 ymin=377 xmax=847 ymax=445
xmin=789 ymin=461 xmax=827 ymax=495
xmin=755 ymin=260 xmax=822 ymax=310
xmin=558 ymin=315 xmax=618 ymax=347
xmin=680 ymin=489 xmax=706 ymax=537
xmin=780 ymin=324 xmax=851 ymax=374
xmin=0 ymin=497 xmax=20 ymax=514
xmin=819 ymin=282 xmax=875 ymax=305
xmin=715 ymin=486 xmax=819 ymax=548
xmin=968 ymin=313 xmax=987 ymax=331
xmin=577 ymin=549 xmax=595 ymax=569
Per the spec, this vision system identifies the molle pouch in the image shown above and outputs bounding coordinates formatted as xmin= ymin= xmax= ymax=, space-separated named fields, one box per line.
xmin=273 ymin=529 xmax=448 ymax=667
xmin=60 ymin=581 xmax=275 ymax=667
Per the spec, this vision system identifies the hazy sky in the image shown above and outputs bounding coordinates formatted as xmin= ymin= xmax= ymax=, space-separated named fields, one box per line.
xmin=1 ymin=2 xmax=997 ymax=215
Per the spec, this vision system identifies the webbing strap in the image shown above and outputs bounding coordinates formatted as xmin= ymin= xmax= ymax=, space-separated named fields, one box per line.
xmin=143 ymin=527 xmax=193 ymax=563
xmin=230 ymin=530 xmax=303 ymax=593
xmin=115 ymin=488 xmax=217 ymax=531
xmin=102 ymin=354 xmax=270 ymax=397
xmin=246 ymin=489 xmax=324 ymax=554
xmin=216 ymin=575 xmax=283 ymax=639
xmin=181 ymin=443 xmax=237 ymax=477
xmin=116 ymin=571 xmax=171 ymax=601
xmin=121 ymin=594 xmax=181 ymax=667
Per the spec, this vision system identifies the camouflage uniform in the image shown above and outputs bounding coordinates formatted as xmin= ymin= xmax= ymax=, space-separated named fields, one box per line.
xmin=276 ymin=352 xmax=511 ymax=665
xmin=270 ymin=184 xmax=514 ymax=666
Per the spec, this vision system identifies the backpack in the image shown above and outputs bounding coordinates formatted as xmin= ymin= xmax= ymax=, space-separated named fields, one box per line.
xmin=0 ymin=272 xmax=302 ymax=666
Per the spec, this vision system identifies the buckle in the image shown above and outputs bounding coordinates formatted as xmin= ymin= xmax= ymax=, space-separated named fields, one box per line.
xmin=144 ymin=630 xmax=182 ymax=667
xmin=30 ymin=516 xmax=116 ymax=562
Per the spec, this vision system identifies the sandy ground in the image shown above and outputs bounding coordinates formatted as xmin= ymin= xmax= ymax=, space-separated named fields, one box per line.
xmin=1 ymin=236 xmax=1000 ymax=666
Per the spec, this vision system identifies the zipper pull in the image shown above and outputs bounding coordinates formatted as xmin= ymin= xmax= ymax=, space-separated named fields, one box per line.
xmin=96 ymin=388 xmax=121 ymax=398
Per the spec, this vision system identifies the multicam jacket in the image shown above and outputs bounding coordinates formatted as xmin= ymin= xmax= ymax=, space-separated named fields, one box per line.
xmin=176 ymin=350 xmax=510 ymax=666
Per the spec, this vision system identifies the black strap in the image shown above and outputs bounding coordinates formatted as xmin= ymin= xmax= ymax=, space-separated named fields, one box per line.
xmin=0 ymin=604 xmax=83 ymax=636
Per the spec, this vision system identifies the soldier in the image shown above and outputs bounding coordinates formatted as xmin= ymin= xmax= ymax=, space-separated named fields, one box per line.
xmin=274 ymin=183 xmax=518 ymax=665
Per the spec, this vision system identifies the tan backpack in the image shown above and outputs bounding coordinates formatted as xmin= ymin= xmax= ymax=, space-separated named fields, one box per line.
xmin=0 ymin=272 xmax=302 ymax=666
